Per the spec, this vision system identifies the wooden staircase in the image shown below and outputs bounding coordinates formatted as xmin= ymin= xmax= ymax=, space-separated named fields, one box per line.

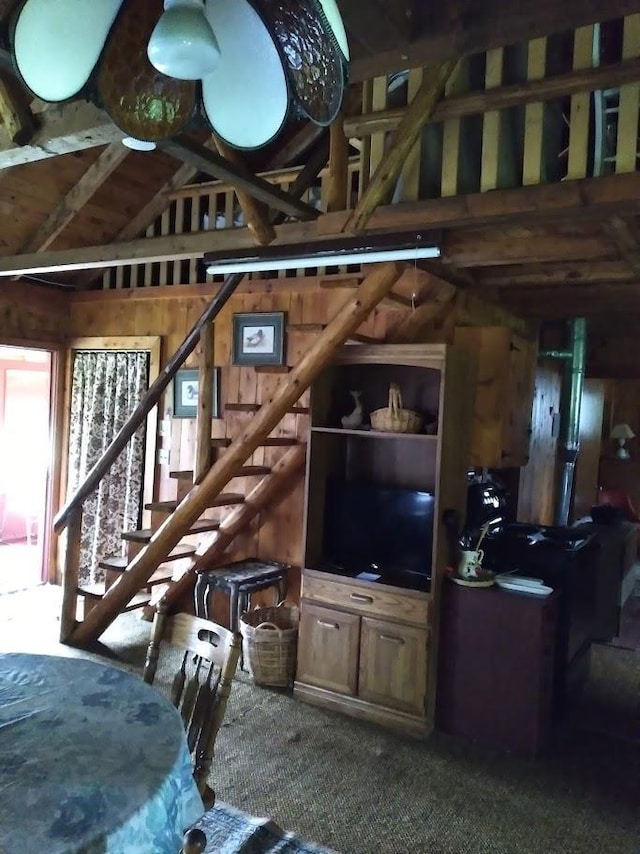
xmin=57 ymin=261 xmax=406 ymax=648
xmin=76 ymin=429 xmax=305 ymax=621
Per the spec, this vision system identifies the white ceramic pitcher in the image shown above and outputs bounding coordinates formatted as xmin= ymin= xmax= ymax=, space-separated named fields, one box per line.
xmin=458 ymin=549 xmax=485 ymax=580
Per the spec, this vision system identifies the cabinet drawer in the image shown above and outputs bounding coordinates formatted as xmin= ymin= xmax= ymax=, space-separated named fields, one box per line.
xmin=296 ymin=603 xmax=360 ymax=696
xmin=303 ymin=574 xmax=429 ymax=626
xmin=359 ymin=618 xmax=428 ymax=716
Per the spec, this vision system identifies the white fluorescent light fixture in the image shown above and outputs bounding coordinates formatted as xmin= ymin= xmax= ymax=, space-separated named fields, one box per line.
xmin=205 ymin=232 xmax=441 ymax=275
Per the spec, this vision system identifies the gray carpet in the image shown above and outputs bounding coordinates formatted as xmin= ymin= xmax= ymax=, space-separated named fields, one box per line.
xmin=1 ymin=586 xmax=639 ymax=854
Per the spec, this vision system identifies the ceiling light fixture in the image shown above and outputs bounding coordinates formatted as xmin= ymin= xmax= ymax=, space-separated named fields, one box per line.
xmin=147 ymin=0 xmax=220 ymax=81
xmin=10 ymin=0 xmax=349 ymax=150
xmin=205 ymin=232 xmax=442 ymax=275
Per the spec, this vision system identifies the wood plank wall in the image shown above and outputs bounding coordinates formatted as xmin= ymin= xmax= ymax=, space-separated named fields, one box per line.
xmin=517 ymin=363 xmax=562 ymax=524
xmin=0 ymin=281 xmax=67 ymax=343
xmin=69 ymin=283 xmax=403 ymax=574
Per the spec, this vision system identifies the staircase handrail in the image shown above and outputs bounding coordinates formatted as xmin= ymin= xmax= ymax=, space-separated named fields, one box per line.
xmin=54 ymin=272 xmax=243 ymax=534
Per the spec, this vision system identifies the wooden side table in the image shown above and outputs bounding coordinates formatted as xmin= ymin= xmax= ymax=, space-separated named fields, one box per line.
xmin=194 ymin=558 xmax=289 ymax=633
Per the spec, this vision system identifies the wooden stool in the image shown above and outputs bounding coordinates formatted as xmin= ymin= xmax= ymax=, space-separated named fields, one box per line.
xmin=194 ymin=558 xmax=289 ymax=634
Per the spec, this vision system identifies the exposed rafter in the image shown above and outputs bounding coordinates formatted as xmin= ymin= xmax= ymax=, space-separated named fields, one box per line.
xmin=158 ymin=135 xmax=319 ymax=222
xmin=342 ymin=60 xmax=457 ymax=234
xmin=347 ymin=0 xmax=640 ymax=82
xmin=21 ymin=143 xmax=129 ymax=254
xmin=0 ymin=101 xmax=121 ymax=169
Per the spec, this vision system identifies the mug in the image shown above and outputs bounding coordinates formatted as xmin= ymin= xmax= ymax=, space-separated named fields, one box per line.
xmin=458 ymin=549 xmax=485 ymax=579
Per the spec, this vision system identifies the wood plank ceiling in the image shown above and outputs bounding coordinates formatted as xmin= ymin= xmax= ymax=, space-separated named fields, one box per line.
xmin=1 ymin=0 xmax=640 ymax=330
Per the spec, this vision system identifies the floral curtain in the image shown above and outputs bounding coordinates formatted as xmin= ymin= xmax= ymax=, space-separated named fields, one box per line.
xmin=67 ymin=351 xmax=149 ymax=586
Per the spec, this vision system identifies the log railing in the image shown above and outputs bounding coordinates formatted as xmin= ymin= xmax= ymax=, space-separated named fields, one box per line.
xmin=99 ymin=13 xmax=640 ymax=292
xmin=56 ymin=274 xmax=244 ymax=639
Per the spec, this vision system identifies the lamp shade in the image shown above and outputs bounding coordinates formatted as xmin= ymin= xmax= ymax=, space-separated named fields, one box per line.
xmin=610 ymin=423 xmax=635 ymax=440
xmin=147 ymin=0 xmax=220 ymax=80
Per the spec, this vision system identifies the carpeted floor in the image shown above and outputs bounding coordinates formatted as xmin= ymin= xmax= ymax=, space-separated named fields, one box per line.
xmin=1 ymin=585 xmax=639 ymax=854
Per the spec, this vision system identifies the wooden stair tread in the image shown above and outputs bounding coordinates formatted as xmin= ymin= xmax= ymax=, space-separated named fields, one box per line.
xmin=224 ymin=403 xmax=309 ymax=414
xmin=77 ymin=586 xmax=151 ymax=610
xmin=146 ymin=493 xmax=245 ymax=513
xmin=99 ymin=545 xmax=196 ymax=569
xmin=170 ymin=465 xmax=271 ymax=480
xmin=254 ymin=365 xmax=291 ymax=374
xmin=211 ymin=438 xmax=232 ymax=448
xmin=122 ymin=519 xmax=221 ymax=543
xmin=287 ymin=323 xmax=324 ymax=332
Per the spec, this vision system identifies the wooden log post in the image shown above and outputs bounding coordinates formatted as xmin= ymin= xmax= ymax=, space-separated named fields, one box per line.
xmin=59 ymin=507 xmax=83 ymax=642
xmin=324 ymin=115 xmax=349 ymax=212
xmin=194 ymin=324 xmax=214 ymax=483
xmin=342 ymin=60 xmax=458 ymax=234
xmin=68 ymin=261 xmax=405 ymax=646
xmin=213 ymin=135 xmax=276 ymax=245
xmin=162 ymin=444 xmax=306 ymax=612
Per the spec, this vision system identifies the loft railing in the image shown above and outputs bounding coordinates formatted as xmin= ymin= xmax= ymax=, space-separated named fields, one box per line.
xmin=99 ymin=13 xmax=640 ymax=292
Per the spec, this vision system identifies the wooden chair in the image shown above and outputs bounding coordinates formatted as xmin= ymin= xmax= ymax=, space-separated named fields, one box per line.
xmin=144 ymin=601 xmax=241 ymax=808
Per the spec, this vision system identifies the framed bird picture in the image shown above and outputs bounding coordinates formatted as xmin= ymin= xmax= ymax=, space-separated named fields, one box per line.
xmin=232 ymin=312 xmax=286 ymax=366
xmin=173 ymin=368 xmax=220 ymax=418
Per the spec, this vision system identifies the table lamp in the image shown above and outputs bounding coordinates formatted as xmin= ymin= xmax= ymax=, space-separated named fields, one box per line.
xmin=610 ymin=423 xmax=635 ymax=460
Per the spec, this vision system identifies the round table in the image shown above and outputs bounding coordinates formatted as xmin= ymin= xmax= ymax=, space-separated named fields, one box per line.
xmin=0 ymin=652 xmax=203 ymax=853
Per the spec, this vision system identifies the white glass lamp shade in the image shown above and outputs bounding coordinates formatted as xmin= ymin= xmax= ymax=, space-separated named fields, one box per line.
xmin=147 ymin=0 xmax=220 ymax=81
xmin=611 ymin=423 xmax=635 ymax=460
xmin=13 ymin=0 xmax=124 ymax=101
xmin=610 ymin=423 xmax=635 ymax=440
xmin=317 ymin=0 xmax=350 ymax=61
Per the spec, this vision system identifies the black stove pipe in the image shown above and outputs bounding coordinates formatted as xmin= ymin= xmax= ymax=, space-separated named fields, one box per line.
xmin=540 ymin=318 xmax=587 ymax=526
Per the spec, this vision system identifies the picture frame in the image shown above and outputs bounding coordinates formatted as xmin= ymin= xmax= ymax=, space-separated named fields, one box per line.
xmin=172 ymin=368 xmax=220 ymax=419
xmin=232 ymin=312 xmax=286 ymax=367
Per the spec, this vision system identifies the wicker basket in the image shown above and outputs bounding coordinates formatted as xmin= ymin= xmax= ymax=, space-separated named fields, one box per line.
xmin=239 ymin=602 xmax=299 ymax=688
xmin=370 ymin=383 xmax=423 ymax=434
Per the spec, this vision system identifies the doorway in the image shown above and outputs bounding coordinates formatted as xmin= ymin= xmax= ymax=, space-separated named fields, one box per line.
xmin=0 ymin=346 xmax=52 ymax=594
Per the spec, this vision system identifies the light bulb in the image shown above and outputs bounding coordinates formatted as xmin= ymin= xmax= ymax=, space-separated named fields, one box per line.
xmin=147 ymin=0 xmax=220 ymax=81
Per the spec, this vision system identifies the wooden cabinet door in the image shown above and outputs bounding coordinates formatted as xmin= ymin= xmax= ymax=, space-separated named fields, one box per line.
xmin=296 ymin=603 xmax=360 ymax=696
xmin=358 ymin=618 xmax=428 ymax=715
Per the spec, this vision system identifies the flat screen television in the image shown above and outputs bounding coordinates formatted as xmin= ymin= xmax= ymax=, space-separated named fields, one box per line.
xmin=321 ymin=478 xmax=435 ymax=587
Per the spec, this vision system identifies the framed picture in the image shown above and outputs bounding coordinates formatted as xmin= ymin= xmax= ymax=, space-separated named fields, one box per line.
xmin=232 ymin=312 xmax=286 ymax=367
xmin=173 ymin=368 xmax=220 ymax=418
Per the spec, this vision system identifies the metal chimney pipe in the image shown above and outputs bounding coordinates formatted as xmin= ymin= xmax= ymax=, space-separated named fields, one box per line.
xmin=554 ymin=318 xmax=587 ymax=526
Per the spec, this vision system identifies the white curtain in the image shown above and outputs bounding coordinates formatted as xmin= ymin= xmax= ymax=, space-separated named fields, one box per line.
xmin=67 ymin=351 xmax=149 ymax=585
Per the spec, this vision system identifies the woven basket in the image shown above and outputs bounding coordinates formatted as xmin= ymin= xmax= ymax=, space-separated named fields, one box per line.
xmin=239 ymin=602 xmax=299 ymax=688
xmin=370 ymin=383 xmax=423 ymax=434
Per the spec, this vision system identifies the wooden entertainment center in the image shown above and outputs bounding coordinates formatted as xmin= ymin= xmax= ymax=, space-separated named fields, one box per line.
xmin=294 ymin=344 xmax=474 ymax=734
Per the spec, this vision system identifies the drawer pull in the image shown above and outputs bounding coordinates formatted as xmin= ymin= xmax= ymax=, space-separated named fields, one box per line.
xmin=317 ymin=620 xmax=339 ymax=630
xmin=350 ymin=593 xmax=373 ymax=604
xmin=379 ymin=634 xmax=405 ymax=646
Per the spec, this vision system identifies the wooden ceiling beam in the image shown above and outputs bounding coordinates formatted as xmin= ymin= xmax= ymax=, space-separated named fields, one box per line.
xmin=348 ymin=0 xmax=640 ymax=82
xmin=0 ymin=101 xmax=122 ymax=169
xmin=602 ymin=216 xmax=640 ymax=275
xmin=0 ymin=221 xmax=316 ymax=277
xmin=444 ymin=227 xmax=614 ymax=267
xmin=476 ymin=260 xmax=636 ymax=287
xmin=158 ymin=135 xmax=319 ymax=222
xmin=345 ymin=56 xmax=640 ymax=138
xmin=20 ymin=143 xmax=129 ymax=254
xmin=321 ymin=170 xmax=640 ymax=236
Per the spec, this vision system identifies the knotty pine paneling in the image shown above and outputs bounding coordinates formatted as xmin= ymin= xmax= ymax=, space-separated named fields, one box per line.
xmin=517 ymin=363 xmax=562 ymax=525
xmin=69 ymin=284 xmax=402 ymax=584
xmin=0 ymin=281 xmax=68 ymax=343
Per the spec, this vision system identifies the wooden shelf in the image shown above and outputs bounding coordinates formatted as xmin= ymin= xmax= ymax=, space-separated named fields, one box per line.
xmin=311 ymin=426 xmax=438 ymax=441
